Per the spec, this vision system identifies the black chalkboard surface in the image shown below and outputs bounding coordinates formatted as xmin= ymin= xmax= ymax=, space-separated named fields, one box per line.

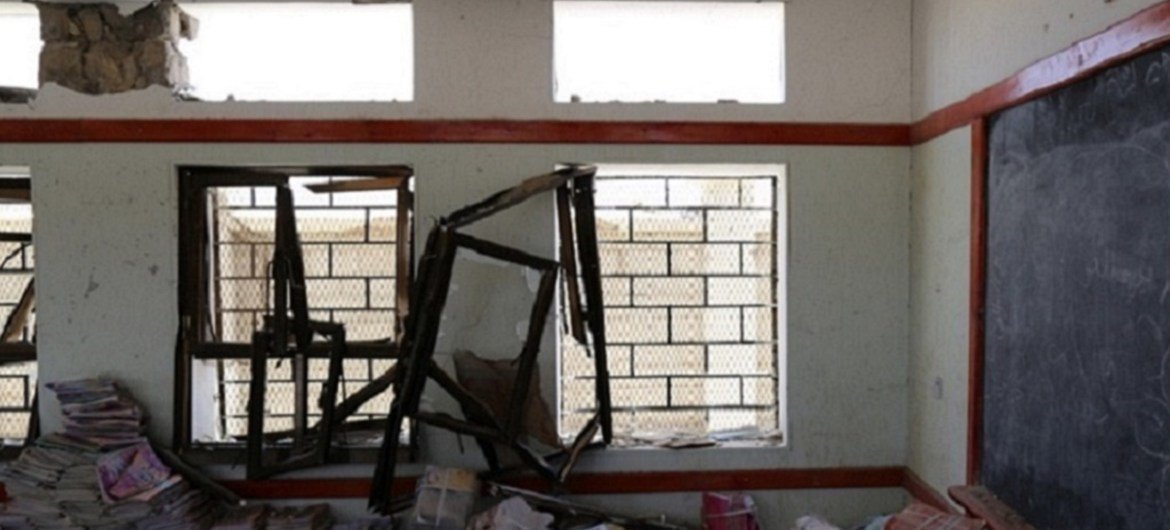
xmin=983 ymin=44 xmax=1170 ymax=529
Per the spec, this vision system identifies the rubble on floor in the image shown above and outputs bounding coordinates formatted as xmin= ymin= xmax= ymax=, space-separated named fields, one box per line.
xmin=791 ymin=501 xmax=989 ymax=530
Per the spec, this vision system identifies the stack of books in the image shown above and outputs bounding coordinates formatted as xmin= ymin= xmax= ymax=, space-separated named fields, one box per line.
xmin=266 ymin=504 xmax=334 ymax=530
xmin=210 ymin=505 xmax=269 ymax=530
xmin=0 ymin=378 xmax=348 ymax=529
xmin=47 ymin=379 xmax=147 ymax=450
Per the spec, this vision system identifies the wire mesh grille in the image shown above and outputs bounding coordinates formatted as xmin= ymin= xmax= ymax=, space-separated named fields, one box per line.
xmin=0 ymin=172 xmax=34 ymax=442
xmin=205 ymin=176 xmax=405 ymax=441
xmin=562 ymin=174 xmax=780 ymax=439
xmin=216 ymin=358 xmax=396 ymax=442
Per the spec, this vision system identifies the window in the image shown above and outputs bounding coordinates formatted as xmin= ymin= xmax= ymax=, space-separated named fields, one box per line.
xmin=177 ymin=167 xmax=413 ymax=452
xmin=0 ymin=3 xmax=40 ymax=96
xmin=560 ymin=165 xmax=786 ymax=443
xmin=553 ymin=1 xmax=785 ymax=104
xmin=178 ymin=3 xmax=413 ymax=102
xmin=0 ymin=167 xmax=35 ymax=446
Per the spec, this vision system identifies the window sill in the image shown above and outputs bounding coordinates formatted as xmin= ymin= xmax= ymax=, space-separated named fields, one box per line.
xmin=176 ymin=443 xmax=410 ymax=467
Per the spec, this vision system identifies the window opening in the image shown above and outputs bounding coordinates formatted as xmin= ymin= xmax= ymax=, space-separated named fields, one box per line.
xmin=560 ymin=164 xmax=785 ymax=445
xmin=0 ymin=167 xmax=35 ymax=446
xmin=554 ymin=1 xmax=785 ymax=104
xmin=178 ymin=167 xmax=413 ymax=454
xmin=0 ymin=3 xmax=40 ymax=103
xmin=178 ymin=3 xmax=413 ymax=102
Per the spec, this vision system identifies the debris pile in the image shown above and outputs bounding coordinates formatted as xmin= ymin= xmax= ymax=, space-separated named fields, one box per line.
xmin=0 ymin=378 xmax=356 ymax=529
xmin=0 ymin=379 xmax=222 ymax=529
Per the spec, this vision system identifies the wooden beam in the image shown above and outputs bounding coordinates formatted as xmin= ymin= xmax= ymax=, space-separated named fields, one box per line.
xmin=901 ymin=467 xmax=958 ymax=515
xmin=948 ymin=486 xmax=1036 ymax=530
xmin=306 ymin=176 xmax=410 ymax=194
xmin=968 ymin=118 xmax=989 ymax=486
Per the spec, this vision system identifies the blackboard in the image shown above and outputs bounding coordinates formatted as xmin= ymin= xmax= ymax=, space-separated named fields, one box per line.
xmin=983 ymin=43 xmax=1170 ymax=529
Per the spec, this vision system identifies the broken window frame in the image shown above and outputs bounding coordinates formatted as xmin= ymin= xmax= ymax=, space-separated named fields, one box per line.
xmin=174 ymin=165 xmax=415 ymax=462
xmin=368 ymin=166 xmax=612 ymax=514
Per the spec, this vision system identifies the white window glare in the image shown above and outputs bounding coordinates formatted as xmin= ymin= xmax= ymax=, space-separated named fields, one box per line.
xmin=554 ymin=1 xmax=785 ymax=104
xmin=179 ymin=3 xmax=413 ymax=102
xmin=0 ymin=3 xmax=41 ymax=90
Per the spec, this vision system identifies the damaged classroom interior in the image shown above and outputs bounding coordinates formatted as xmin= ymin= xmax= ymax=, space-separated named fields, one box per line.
xmin=3 ymin=0 xmax=1170 ymax=528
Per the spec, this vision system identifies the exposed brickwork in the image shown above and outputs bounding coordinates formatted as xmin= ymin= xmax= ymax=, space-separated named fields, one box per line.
xmin=37 ymin=1 xmax=197 ymax=95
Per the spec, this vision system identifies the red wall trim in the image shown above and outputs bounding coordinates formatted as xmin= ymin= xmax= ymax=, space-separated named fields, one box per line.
xmin=911 ymin=1 xmax=1170 ymax=144
xmin=902 ymin=468 xmax=958 ymax=515
xmin=967 ymin=118 xmax=989 ymax=486
xmin=0 ymin=119 xmax=910 ymax=146
xmin=218 ymin=466 xmax=906 ymax=500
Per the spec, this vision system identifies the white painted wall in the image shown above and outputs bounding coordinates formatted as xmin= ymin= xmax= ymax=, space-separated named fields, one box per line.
xmin=0 ymin=141 xmax=910 ymax=525
xmin=911 ymin=0 xmax=1166 ymax=120
xmin=907 ymin=128 xmax=969 ymax=492
xmin=0 ymin=0 xmax=912 ymax=122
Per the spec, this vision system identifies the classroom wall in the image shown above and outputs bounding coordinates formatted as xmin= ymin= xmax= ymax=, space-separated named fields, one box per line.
xmin=906 ymin=0 xmax=1167 ymax=493
xmin=0 ymin=0 xmax=915 ymax=525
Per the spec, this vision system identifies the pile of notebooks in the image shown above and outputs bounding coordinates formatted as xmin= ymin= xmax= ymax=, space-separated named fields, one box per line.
xmin=0 ymin=379 xmax=224 ymax=529
xmin=0 ymin=378 xmax=351 ymax=529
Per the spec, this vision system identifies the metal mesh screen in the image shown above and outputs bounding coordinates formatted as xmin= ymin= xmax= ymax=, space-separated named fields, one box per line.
xmin=206 ymin=177 xmax=403 ymax=440
xmin=0 ymin=172 xmax=34 ymax=442
xmin=561 ymin=173 xmax=780 ymax=439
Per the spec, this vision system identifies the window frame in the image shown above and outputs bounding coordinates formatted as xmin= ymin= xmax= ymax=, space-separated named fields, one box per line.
xmin=557 ymin=163 xmax=787 ymax=447
xmin=0 ymin=169 xmax=35 ymax=457
xmin=174 ymin=165 xmax=414 ymax=462
xmin=552 ymin=0 xmax=786 ymax=105
xmin=177 ymin=2 xmax=415 ymax=103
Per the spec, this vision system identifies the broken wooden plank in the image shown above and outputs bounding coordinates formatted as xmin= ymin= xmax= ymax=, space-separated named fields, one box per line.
xmin=948 ymin=486 xmax=1036 ymax=530
xmin=571 ymin=175 xmax=614 ymax=443
xmin=558 ymin=414 xmax=599 ymax=483
xmin=0 ymin=233 xmax=31 ymax=243
xmin=415 ymin=411 xmax=509 ymax=442
xmin=453 ymin=232 xmax=559 ymax=271
xmin=371 ymin=226 xmax=460 ymax=513
xmin=306 ymin=176 xmax=410 ymax=194
xmin=445 ymin=165 xmax=596 ymax=229
xmin=155 ymin=446 xmax=243 ymax=506
xmin=506 ymin=269 xmax=557 ymax=440
xmin=330 ymin=365 xmax=398 ymax=427
xmin=556 ymin=184 xmax=587 ymax=344
xmin=2 ymin=278 xmax=34 ymax=342
xmin=0 ymin=178 xmax=30 ymax=203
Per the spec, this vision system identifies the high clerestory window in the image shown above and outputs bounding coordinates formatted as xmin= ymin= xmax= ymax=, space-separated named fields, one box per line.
xmin=560 ymin=164 xmax=787 ymax=444
xmin=0 ymin=3 xmax=40 ymax=98
xmin=177 ymin=167 xmax=413 ymax=454
xmin=178 ymin=3 xmax=413 ymax=102
xmin=553 ymin=1 xmax=785 ymax=104
xmin=0 ymin=167 xmax=35 ymax=448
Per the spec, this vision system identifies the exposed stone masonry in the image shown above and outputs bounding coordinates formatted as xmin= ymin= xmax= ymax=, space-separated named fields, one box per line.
xmin=37 ymin=1 xmax=197 ymax=95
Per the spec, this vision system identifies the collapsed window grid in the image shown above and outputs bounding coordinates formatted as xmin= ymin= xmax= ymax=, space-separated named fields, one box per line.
xmin=562 ymin=173 xmax=780 ymax=439
xmin=0 ymin=169 xmax=34 ymax=443
xmin=185 ymin=174 xmax=409 ymax=445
